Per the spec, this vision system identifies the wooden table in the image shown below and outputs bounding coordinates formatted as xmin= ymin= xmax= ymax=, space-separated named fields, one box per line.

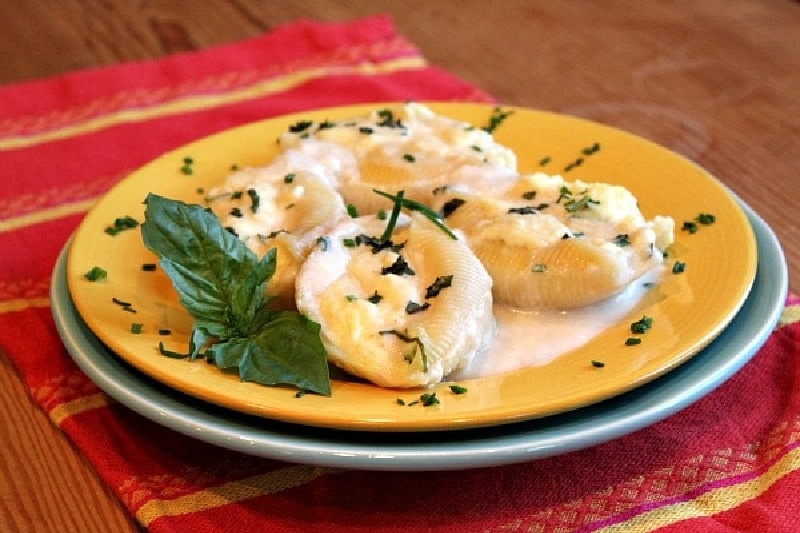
xmin=1 ymin=2 xmax=797 ymax=531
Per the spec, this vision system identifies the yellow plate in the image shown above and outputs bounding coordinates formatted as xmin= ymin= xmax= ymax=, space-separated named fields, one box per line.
xmin=67 ymin=103 xmax=757 ymax=431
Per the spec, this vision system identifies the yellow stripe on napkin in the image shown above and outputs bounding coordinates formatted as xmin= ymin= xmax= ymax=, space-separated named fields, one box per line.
xmin=49 ymin=393 xmax=112 ymax=426
xmin=592 ymin=446 xmax=800 ymax=532
xmin=134 ymin=466 xmax=343 ymax=527
xmin=0 ymin=57 xmax=427 ymax=152
xmin=0 ymin=198 xmax=98 ymax=234
xmin=0 ymin=297 xmax=51 ymax=314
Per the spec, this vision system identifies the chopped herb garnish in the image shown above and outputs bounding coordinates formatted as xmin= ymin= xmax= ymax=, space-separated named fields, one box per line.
xmin=396 ymin=398 xmax=406 ymax=406
xmin=381 ymin=255 xmax=415 ymax=276
xmin=316 ymin=236 xmax=331 ymax=251
xmin=158 ymin=342 xmax=190 ymax=359
xmin=105 ymin=216 xmax=139 ymax=236
xmin=367 ymin=291 xmax=383 ymax=304
xmin=180 ymin=156 xmax=194 ymax=175
xmin=441 ymin=197 xmax=466 ymax=219
xmin=532 ymin=263 xmax=548 ymax=273
xmin=379 ymin=329 xmax=428 ymax=372
xmin=591 ymin=360 xmax=606 ymax=368
xmin=359 ymin=126 xmax=374 ymax=135
xmin=582 ymin=142 xmax=601 ymax=155
xmin=420 ymin=392 xmax=440 ymax=406
xmin=508 ymin=206 xmax=539 ymax=215
xmin=289 ymin=120 xmax=314 ymax=133
xmin=539 ymin=156 xmax=552 ymax=166
xmin=522 ymin=190 xmax=537 ymax=200
xmin=342 ymin=238 xmax=357 ymax=248
xmin=141 ymin=263 xmax=157 ymax=272
xmin=85 ymin=266 xmax=108 ymax=281
xmin=346 ymin=203 xmax=359 ymax=218
xmin=672 ymin=261 xmax=687 ymax=274
xmin=403 ymin=153 xmax=416 ymax=162
xmin=131 ymin=323 xmax=144 ymax=334
xmin=450 ymin=384 xmax=468 ymax=395
xmin=112 ymin=297 xmax=136 ymax=313
xmin=425 ymin=275 xmax=454 ymax=299
xmin=284 ymin=173 xmax=295 ymax=184
xmin=230 ymin=207 xmax=243 ymax=218
xmin=614 ymin=234 xmax=631 ymax=247
xmin=630 ymin=315 xmax=654 ymax=334
xmin=247 ymin=189 xmax=260 ymax=213
xmin=696 ymin=213 xmax=716 ymax=225
xmin=482 ymin=107 xmax=514 ymax=134
xmin=681 ymin=221 xmax=699 ymax=234
xmin=230 ymin=191 xmax=244 ymax=200
xmin=158 ymin=329 xmax=172 ymax=336
xmin=625 ymin=337 xmax=642 ymax=346
xmin=346 ymin=294 xmax=357 ymax=302
xmin=373 ymin=189 xmax=458 ymax=240
xmin=377 ymin=209 xmax=387 ymax=220
xmin=405 ymin=300 xmax=430 ymax=315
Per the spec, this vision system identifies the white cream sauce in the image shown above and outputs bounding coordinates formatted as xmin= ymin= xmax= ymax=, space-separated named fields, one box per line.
xmin=452 ymin=268 xmax=662 ymax=379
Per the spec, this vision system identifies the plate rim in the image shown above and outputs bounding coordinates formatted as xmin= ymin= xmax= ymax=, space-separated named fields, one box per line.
xmin=52 ymin=200 xmax=787 ymax=470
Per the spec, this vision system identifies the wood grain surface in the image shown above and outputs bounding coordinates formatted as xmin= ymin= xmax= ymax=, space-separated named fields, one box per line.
xmin=1 ymin=1 xmax=798 ymax=531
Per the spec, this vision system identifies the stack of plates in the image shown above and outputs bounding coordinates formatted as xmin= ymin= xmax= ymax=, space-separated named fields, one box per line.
xmin=52 ymin=104 xmax=787 ymax=471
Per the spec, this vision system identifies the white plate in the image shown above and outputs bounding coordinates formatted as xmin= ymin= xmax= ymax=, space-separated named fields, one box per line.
xmin=52 ymin=201 xmax=786 ymax=470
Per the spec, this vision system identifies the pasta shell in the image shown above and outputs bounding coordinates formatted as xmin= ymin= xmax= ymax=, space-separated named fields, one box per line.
xmin=295 ymin=213 xmax=494 ymax=387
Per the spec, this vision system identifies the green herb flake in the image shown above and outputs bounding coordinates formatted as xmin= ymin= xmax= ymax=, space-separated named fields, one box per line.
xmin=625 ymin=337 xmax=642 ymax=346
xmin=425 ymin=275 xmax=454 ymax=299
xmin=681 ymin=221 xmax=699 ymax=234
xmin=105 ymin=216 xmax=139 ymax=236
xmin=482 ymin=107 xmax=514 ymax=134
xmin=403 ymin=153 xmax=416 ymax=163
xmin=85 ymin=266 xmax=108 ymax=281
xmin=377 ymin=209 xmax=387 ymax=220
xmin=346 ymin=294 xmax=357 ymax=302
xmin=141 ymin=193 xmax=330 ymax=396
xmin=316 ymin=236 xmax=331 ymax=251
xmin=672 ymin=261 xmax=687 ymax=274
xmin=131 ymin=323 xmax=144 ymax=334
xmin=630 ymin=315 xmax=654 ymax=334
xmin=532 ymin=263 xmax=548 ymax=273
xmin=614 ymin=234 xmax=631 ymax=247
xmin=396 ymin=398 xmax=406 ymax=406
xmin=696 ymin=213 xmax=716 ymax=225
xmin=367 ymin=291 xmax=383 ymax=304
xmin=539 ymin=156 xmax=552 ymax=167
xmin=346 ymin=203 xmax=359 ymax=218
xmin=420 ymin=392 xmax=440 ymax=407
xmin=450 ymin=384 xmax=468 ymax=395
xmin=591 ymin=360 xmax=606 ymax=368
xmin=247 ymin=189 xmax=260 ymax=213
xmin=284 ymin=173 xmax=295 ymax=184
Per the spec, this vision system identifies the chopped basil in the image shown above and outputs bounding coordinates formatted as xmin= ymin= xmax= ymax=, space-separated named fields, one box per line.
xmin=283 ymin=173 xmax=295 ymax=184
xmin=630 ymin=315 xmax=654 ymax=334
xmin=449 ymin=384 xmax=468 ymax=395
xmin=381 ymin=256 xmax=415 ymax=276
xmin=141 ymin=263 xmax=157 ymax=272
xmin=425 ymin=275 xmax=453 ymax=299
xmin=482 ymin=107 xmax=514 ymax=134
xmin=420 ymin=392 xmax=440 ymax=406
xmin=85 ymin=266 xmax=108 ymax=281
xmin=346 ymin=203 xmax=359 ymax=218
xmin=672 ymin=261 xmax=687 ymax=274
xmin=441 ymin=198 xmax=465 ymax=219
xmin=131 ymin=323 xmax=144 ymax=334
xmin=247 ymin=189 xmax=260 ymax=213
xmin=625 ymin=337 xmax=642 ymax=346
xmin=405 ymin=300 xmax=430 ymax=315
xmin=614 ymin=234 xmax=631 ymax=247
xmin=591 ymin=360 xmax=606 ymax=368
xmin=367 ymin=291 xmax=383 ymax=304
xmin=105 ymin=216 xmax=139 ymax=236
xmin=681 ymin=221 xmax=699 ymax=234
xmin=379 ymin=329 xmax=428 ymax=372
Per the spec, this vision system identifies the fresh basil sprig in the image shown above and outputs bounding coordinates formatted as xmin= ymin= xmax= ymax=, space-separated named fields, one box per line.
xmin=141 ymin=193 xmax=330 ymax=396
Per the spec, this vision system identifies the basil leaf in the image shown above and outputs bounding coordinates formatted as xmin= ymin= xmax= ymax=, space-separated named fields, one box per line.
xmin=141 ymin=193 xmax=331 ymax=396
xmin=210 ymin=311 xmax=330 ymax=396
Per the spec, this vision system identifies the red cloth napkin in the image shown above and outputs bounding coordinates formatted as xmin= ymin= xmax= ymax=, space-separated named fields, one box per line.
xmin=1 ymin=15 xmax=799 ymax=533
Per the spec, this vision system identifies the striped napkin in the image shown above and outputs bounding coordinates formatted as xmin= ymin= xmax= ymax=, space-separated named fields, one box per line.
xmin=1 ymin=15 xmax=799 ymax=532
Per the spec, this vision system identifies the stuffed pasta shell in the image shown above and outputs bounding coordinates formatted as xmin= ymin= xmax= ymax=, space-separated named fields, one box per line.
xmin=434 ymin=172 xmax=675 ymax=309
xmin=277 ymin=103 xmax=517 ymax=214
xmin=295 ymin=212 xmax=494 ymax=388
xmin=207 ymin=167 xmax=346 ymax=309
